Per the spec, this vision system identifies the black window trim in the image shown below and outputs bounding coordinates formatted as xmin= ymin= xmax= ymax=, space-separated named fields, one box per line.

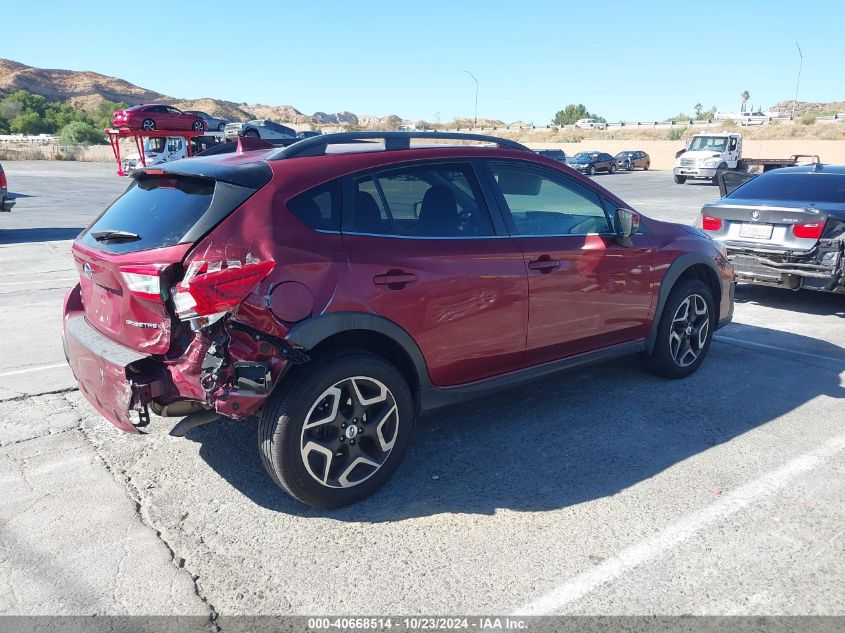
xmin=338 ymin=158 xmax=511 ymax=240
xmin=477 ymin=158 xmax=618 ymax=238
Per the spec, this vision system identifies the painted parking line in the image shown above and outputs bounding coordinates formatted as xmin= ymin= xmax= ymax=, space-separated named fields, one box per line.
xmin=513 ymin=430 xmax=845 ymax=616
xmin=0 ymin=277 xmax=77 ymax=288
xmin=715 ymin=334 xmax=844 ymax=364
xmin=0 ymin=363 xmax=68 ymax=378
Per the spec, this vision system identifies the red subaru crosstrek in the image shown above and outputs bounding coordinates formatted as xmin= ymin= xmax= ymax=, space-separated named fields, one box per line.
xmin=112 ymin=104 xmax=206 ymax=132
xmin=63 ymin=132 xmax=734 ymax=508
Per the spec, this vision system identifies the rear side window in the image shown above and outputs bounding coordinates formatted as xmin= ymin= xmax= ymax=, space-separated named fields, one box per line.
xmin=349 ymin=163 xmax=495 ymax=238
xmin=81 ymin=175 xmax=214 ymax=253
xmin=728 ymin=173 xmax=845 ymax=203
xmin=286 ymin=180 xmax=341 ymax=231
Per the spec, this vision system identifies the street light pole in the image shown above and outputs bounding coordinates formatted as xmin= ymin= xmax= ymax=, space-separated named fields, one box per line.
xmin=465 ymin=71 xmax=478 ymax=129
xmin=792 ymin=42 xmax=803 ymax=121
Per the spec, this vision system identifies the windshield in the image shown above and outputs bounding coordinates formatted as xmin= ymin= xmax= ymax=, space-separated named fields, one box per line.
xmin=143 ymin=138 xmax=166 ymax=154
xmin=728 ymin=173 xmax=845 ymax=204
xmin=616 ymin=152 xmax=633 ymax=158
xmin=688 ymin=136 xmax=728 ymax=152
xmin=573 ymin=152 xmax=599 ymax=161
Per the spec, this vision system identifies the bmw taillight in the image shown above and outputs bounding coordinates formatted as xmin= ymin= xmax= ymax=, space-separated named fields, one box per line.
xmin=119 ymin=264 xmax=166 ymax=302
xmin=701 ymin=215 xmax=722 ymax=231
xmin=172 ymin=259 xmax=275 ymax=323
xmin=792 ymin=221 xmax=826 ymax=239
xmin=0 ymin=169 xmax=6 ymax=189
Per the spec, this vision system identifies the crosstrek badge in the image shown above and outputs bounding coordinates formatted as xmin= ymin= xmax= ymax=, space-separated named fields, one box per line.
xmin=125 ymin=319 xmax=160 ymax=329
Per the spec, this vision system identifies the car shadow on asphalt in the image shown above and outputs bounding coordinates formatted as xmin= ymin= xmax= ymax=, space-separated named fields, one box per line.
xmin=735 ymin=284 xmax=845 ymax=318
xmin=185 ymin=324 xmax=844 ymax=520
xmin=0 ymin=227 xmax=84 ymax=244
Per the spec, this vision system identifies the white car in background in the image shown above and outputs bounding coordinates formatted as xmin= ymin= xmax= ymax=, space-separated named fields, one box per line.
xmin=224 ymin=119 xmax=297 ymax=140
xmin=574 ymin=118 xmax=607 ymax=130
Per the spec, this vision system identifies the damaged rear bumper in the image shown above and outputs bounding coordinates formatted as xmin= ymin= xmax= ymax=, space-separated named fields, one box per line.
xmin=63 ymin=284 xmax=301 ymax=433
xmin=726 ymin=241 xmax=844 ymax=292
xmin=64 ymin=313 xmax=163 ymax=433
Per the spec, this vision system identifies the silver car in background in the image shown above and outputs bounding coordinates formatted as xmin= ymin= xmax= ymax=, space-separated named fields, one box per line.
xmin=183 ymin=110 xmax=229 ymax=131
xmin=224 ymin=119 xmax=297 ymax=140
xmin=699 ymin=164 xmax=845 ymax=293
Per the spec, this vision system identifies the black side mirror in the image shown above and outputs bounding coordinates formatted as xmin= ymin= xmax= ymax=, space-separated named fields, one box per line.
xmin=614 ymin=208 xmax=640 ymax=246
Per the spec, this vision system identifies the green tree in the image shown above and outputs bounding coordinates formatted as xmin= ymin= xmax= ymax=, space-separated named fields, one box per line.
xmin=694 ymin=103 xmax=703 ymax=118
xmin=552 ymin=104 xmax=605 ymax=126
xmin=10 ymin=111 xmax=47 ymax=134
xmin=59 ymin=121 xmax=106 ymax=145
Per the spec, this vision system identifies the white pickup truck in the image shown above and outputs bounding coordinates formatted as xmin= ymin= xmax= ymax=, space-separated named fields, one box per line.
xmin=673 ymin=133 xmax=814 ymax=185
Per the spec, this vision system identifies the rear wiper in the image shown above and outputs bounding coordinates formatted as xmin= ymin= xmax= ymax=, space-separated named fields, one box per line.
xmin=92 ymin=229 xmax=141 ymax=242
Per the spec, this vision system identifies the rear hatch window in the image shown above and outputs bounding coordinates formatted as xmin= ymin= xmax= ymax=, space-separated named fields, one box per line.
xmin=80 ymin=175 xmax=215 ymax=253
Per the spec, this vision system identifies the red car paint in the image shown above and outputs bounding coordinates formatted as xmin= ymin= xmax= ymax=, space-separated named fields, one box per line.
xmin=112 ymin=104 xmax=205 ymax=131
xmin=64 ymin=143 xmax=733 ymax=434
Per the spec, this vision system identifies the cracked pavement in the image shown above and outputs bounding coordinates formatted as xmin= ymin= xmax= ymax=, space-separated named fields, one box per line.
xmin=0 ymin=161 xmax=842 ymax=619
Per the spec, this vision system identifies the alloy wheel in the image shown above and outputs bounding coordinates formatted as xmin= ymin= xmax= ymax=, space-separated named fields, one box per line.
xmin=142 ymin=119 xmax=155 ymax=131
xmin=193 ymin=121 xmax=204 ymax=131
xmin=300 ymin=376 xmax=400 ymax=489
xmin=669 ymin=294 xmax=710 ymax=367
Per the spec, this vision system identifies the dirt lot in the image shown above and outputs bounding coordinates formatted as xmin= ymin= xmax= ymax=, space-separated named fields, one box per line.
xmin=0 ymin=162 xmax=843 ymax=624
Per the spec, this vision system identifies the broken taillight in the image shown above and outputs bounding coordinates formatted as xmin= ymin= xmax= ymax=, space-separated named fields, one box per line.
xmin=792 ymin=221 xmax=826 ymax=239
xmin=172 ymin=259 xmax=275 ymax=322
xmin=119 ymin=264 xmax=166 ymax=302
xmin=701 ymin=215 xmax=722 ymax=231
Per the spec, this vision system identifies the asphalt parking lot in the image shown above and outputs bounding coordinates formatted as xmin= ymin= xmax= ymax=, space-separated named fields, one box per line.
xmin=0 ymin=161 xmax=843 ymax=620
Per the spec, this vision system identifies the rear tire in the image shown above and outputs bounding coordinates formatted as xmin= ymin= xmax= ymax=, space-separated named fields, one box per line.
xmin=192 ymin=120 xmax=205 ymax=132
xmin=244 ymin=128 xmax=260 ymax=138
xmin=258 ymin=352 xmax=414 ymax=509
xmin=609 ymin=164 xmax=617 ymax=174
xmin=218 ymin=122 xmax=226 ymax=131
xmin=674 ymin=175 xmax=686 ymax=184
xmin=643 ymin=277 xmax=715 ymax=379
xmin=644 ymin=162 xmax=650 ymax=170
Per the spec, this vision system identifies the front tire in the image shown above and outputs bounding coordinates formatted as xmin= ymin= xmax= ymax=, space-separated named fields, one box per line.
xmin=674 ymin=175 xmax=686 ymax=184
xmin=141 ymin=118 xmax=156 ymax=131
xmin=588 ymin=165 xmax=596 ymax=176
xmin=259 ymin=352 xmax=414 ymax=508
xmin=643 ymin=277 xmax=715 ymax=379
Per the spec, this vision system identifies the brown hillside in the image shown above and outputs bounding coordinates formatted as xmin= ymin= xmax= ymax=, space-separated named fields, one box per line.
xmin=0 ymin=58 xmax=406 ymax=129
xmin=770 ymin=100 xmax=845 ymax=115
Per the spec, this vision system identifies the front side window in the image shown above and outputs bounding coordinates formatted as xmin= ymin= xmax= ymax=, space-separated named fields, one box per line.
xmin=489 ymin=162 xmax=611 ymax=236
xmin=349 ymin=163 xmax=495 ymax=238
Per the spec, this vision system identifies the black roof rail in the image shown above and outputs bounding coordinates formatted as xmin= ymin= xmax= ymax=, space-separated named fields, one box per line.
xmin=266 ymin=131 xmax=531 ymax=160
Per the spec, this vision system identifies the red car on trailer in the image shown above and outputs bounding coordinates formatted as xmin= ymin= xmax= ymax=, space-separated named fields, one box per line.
xmin=112 ymin=105 xmax=206 ymax=132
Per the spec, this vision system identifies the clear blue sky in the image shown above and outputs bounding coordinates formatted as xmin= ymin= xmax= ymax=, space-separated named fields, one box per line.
xmin=3 ymin=0 xmax=844 ymax=123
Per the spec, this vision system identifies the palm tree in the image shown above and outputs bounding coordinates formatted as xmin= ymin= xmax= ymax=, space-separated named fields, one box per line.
xmin=740 ymin=90 xmax=751 ymax=113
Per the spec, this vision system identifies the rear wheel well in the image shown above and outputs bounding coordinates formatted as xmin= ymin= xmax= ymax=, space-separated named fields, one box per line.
xmin=677 ymin=264 xmax=721 ymax=310
xmin=305 ymin=330 xmax=421 ymax=408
